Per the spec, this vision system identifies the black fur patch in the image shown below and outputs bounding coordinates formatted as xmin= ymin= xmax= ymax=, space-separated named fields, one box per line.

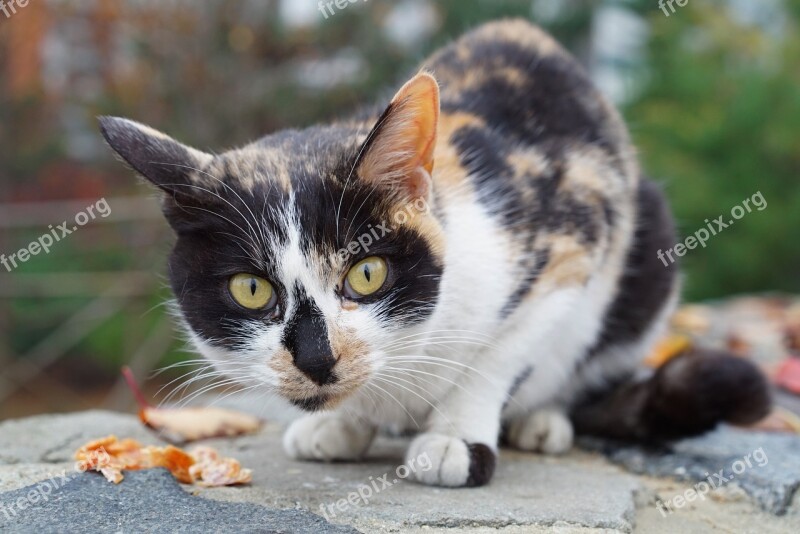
xmin=282 ymin=285 xmax=338 ymax=386
xmin=569 ymin=180 xmax=772 ymax=443
xmin=644 ymin=349 xmax=772 ymax=438
xmin=571 ymin=349 xmax=772 ymax=443
xmin=465 ymin=442 xmax=497 ymax=487
xmin=449 ymin=126 xmax=516 ymax=216
xmin=503 ymin=365 xmax=534 ymax=410
xmin=588 ymin=179 xmax=678 ymax=356
xmin=290 ymin=149 xmax=444 ymax=327
xmin=500 ymin=249 xmax=551 ymax=319
xmin=166 ymin=190 xmax=291 ymax=350
xmin=98 ymin=116 xmax=207 ymax=195
xmin=290 ymin=394 xmax=329 ymax=412
xmin=431 ymin=35 xmax=625 ymax=171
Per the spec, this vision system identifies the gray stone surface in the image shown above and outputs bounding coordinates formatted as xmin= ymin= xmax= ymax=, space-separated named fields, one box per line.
xmin=0 ymin=410 xmax=168 ymax=464
xmin=192 ymin=428 xmax=640 ymax=532
xmin=580 ymin=426 xmax=800 ymax=515
xmin=0 ymin=468 xmax=357 ymax=534
xmin=0 ymin=463 xmax=74 ymax=493
xmin=1 ymin=410 xmax=799 ymax=532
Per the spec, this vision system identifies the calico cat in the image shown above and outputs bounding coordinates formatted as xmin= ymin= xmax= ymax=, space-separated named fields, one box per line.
xmin=100 ymin=19 xmax=770 ymax=487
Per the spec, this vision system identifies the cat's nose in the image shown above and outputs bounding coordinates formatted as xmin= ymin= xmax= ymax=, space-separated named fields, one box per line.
xmin=295 ymin=353 xmax=337 ymax=386
xmin=282 ymin=300 xmax=338 ymax=386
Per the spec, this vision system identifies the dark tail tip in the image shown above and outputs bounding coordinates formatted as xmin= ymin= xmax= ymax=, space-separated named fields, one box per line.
xmin=572 ymin=348 xmax=772 ymax=443
xmin=645 ymin=348 xmax=771 ymax=437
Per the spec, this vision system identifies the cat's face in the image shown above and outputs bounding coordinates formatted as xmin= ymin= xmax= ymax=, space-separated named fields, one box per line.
xmin=101 ymin=74 xmax=445 ymax=410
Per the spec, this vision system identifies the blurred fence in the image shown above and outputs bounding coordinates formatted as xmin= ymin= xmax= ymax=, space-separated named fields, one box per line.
xmin=0 ymin=196 xmax=176 ymax=419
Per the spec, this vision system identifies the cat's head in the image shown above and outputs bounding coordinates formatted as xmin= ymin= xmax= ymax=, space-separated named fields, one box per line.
xmin=100 ymin=73 xmax=445 ymax=411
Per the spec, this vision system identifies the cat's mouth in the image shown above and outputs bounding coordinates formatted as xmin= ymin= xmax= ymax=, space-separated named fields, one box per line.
xmin=279 ymin=373 xmax=370 ymax=412
xmin=284 ymin=387 xmax=360 ymax=412
xmin=271 ymin=346 xmax=371 ymax=411
xmin=277 ymin=372 xmax=364 ymax=412
xmin=287 ymin=394 xmax=331 ymax=412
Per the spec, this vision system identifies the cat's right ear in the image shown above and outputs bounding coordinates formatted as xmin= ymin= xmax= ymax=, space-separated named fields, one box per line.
xmin=355 ymin=73 xmax=439 ymax=203
xmin=98 ymin=116 xmax=213 ymax=195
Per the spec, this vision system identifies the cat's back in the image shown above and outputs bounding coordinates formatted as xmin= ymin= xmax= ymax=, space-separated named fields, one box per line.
xmin=426 ymin=19 xmax=633 ymax=166
xmin=425 ymin=20 xmax=639 ymax=312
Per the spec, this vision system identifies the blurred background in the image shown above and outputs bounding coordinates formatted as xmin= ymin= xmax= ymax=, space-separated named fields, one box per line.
xmin=1 ymin=0 xmax=798 ymax=420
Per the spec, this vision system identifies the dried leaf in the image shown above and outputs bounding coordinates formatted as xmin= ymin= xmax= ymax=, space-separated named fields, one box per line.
xmin=188 ymin=446 xmax=252 ymax=487
xmin=775 ymin=357 xmax=800 ymax=395
xmin=645 ymin=334 xmax=692 ymax=368
xmin=74 ymin=435 xmax=252 ymax=486
xmin=141 ymin=445 xmax=195 ymax=484
xmin=671 ymin=305 xmax=711 ymax=334
xmin=75 ymin=435 xmax=144 ymax=484
xmin=745 ymin=407 xmax=800 ymax=434
xmin=140 ymin=406 xmax=262 ymax=443
xmin=122 ymin=366 xmax=261 ymax=443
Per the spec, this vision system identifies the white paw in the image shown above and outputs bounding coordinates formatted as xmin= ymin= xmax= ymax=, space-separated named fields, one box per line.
xmin=405 ymin=432 xmax=496 ymax=487
xmin=507 ymin=409 xmax=574 ymax=454
xmin=283 ymin=414 xmax=375 ymax=462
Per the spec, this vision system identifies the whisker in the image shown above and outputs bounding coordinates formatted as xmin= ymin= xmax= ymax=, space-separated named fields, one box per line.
xmin=372 ymin=375 xmax=455 ymax=433
xmin=380 ymin=365 xmax=479 ymax=401
xmin=154 ymin=163 xmax=269 ymax=255
xmin=364 ymin=381 xmax=420 ymax=429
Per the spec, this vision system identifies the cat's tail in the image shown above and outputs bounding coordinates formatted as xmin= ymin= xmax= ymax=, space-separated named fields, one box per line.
xmin=570 ymin=348 xmax=771 ymax=443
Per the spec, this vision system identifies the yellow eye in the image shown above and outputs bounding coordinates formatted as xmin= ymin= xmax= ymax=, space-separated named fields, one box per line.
xmin=229 ymin=274 xmax=275 ymax=310
xmin=345 ymin=256 xmax=388 ymax=298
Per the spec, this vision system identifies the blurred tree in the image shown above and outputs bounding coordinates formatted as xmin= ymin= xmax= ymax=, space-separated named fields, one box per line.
xmin=624 ymin=0 xmax=800 ymax=299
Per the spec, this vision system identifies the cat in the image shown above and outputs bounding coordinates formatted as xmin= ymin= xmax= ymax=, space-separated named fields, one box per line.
xmin=99 ymin=19 xmax=770 ymax=488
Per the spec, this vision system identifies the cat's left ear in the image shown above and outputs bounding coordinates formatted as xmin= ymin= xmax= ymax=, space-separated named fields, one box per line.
xmin=356 ymin=72 xmax=439 ymax=201
xmin=99 ymin=117 xmax=223 ymax=233
xmin=98 ymin=116 xmax=214 ymax=195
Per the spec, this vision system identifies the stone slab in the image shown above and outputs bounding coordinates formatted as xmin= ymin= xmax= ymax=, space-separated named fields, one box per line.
xmin=580 ymin=426 xmax=800 ymax=515
xmin=2 ymin=410 xmax=800 ymax=532
xmin=0 ymin=468 xmax=357 ymax=533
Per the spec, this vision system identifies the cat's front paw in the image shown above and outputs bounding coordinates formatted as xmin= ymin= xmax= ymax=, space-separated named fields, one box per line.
xmin=405 ymin=432 xmax=496 ymax=487
xmin=506 ymin=408 xmax=573 ymax=454
xmin=283 ymin=413 xmax=375 ymax=462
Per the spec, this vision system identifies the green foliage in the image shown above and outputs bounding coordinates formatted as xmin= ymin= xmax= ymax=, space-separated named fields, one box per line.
xmin=625 ymin=0 xmax=800 ymax=299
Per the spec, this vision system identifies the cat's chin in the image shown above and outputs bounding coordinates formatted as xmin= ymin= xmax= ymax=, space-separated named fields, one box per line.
xmin=288 ymin=394 xmax=330 ymax=412
xmin=286 ymin=391 xmax=350 ymax=412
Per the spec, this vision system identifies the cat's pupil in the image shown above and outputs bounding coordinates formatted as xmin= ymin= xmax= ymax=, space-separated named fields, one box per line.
xmin=363 ymin=265 xmax=371 ymax=282
xmin=249 ymin=279 xmax=257 ymax=295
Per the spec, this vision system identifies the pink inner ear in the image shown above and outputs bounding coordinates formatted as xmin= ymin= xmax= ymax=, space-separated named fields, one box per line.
xmin=407 ymin=167 xmax=432 ymax=200
xmin=357 ymin=73 xmax=440 ymax=200
xmin=393 ymin=74 xmax=439 ymax=174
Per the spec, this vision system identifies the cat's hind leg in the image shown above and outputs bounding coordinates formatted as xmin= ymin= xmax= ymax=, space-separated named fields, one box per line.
xmin=505 ymin=407 xmax=573 ymax=454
